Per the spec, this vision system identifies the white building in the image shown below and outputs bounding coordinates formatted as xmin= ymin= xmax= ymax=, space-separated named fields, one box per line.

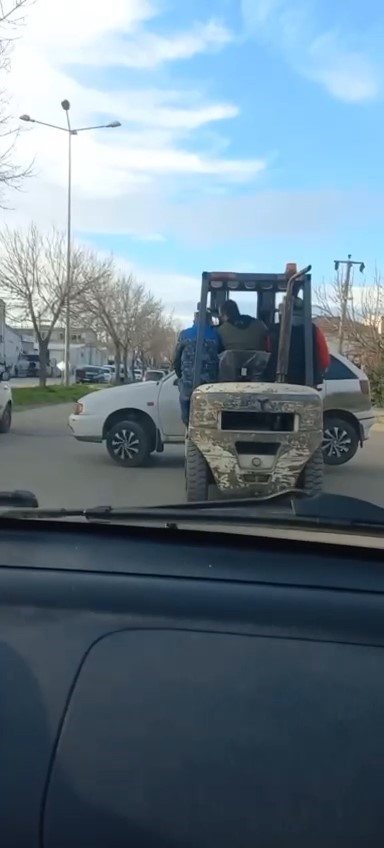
xmin=14 ymin=324 xmax=107 ymax=373
xmin=0 ymin=299 xmax=23 ymax=372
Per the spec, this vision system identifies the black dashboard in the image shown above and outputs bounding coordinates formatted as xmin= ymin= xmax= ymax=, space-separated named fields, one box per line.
xmin=1 ymin=518 xmax=384 ymax=847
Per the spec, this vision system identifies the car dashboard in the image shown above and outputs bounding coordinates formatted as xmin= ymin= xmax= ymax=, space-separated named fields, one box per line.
xmin=1 ymin=518 xmax=384 ymax=847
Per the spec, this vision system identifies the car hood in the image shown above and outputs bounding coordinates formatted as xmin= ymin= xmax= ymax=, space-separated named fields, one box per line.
xmin=79 ymin=380 xmax=158 ymax=411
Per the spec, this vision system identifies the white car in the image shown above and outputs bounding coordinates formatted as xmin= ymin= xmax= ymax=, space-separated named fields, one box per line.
xmin=68 ymin=353 xmax=376 ymax=468
xmin=69 ymin=372 xmax=184 ymax=466
xmin=0 ymin=366 xmax=12 ymax=433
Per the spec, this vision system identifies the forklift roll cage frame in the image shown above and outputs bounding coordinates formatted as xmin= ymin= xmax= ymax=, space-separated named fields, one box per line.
xmin=192 ymin=264 xmax=314 ymax=390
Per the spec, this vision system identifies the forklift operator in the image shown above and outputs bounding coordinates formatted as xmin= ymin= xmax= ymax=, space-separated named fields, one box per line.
xmin=218 ymin=300 xmax=268 ymax=351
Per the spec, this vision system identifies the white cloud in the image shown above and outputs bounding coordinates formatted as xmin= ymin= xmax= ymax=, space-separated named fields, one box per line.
xmin=307 ymin=32 xmax=378 ymax=103
xmin=89 ymin=247 xmax=201 ymax=321
xmin=64 ymin=20 xmax=233 ymax=69
xmin=241 ymin=0 xmax=380 ymax=102
xmin=7 ymin=0 xmax=265 ymax=215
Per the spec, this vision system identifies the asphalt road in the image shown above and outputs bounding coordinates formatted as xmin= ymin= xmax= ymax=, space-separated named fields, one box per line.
xmin=1 ymin=403 xmax=384 ymax=510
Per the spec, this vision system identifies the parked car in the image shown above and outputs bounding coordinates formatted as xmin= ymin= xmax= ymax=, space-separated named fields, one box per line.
xmin=144 ymin=369 xmax=166 ymax=382
xmin=68 ymin=352 xmax=375 ymax=468
xmin=106 ymin=364 xmax=134 ymax=383
xmin=98 ymin=366 xmax=114 ymax=383
xmin=0 ymin=365 xmax=12 ymax=433
xmin=75 ymin=366 xmax=110 ymax=385
xmin=15 ymin=354 xmax=59 ymax=378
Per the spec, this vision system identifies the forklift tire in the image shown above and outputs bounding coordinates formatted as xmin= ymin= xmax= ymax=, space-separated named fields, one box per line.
xmin=300 ymin=447 xmax=324 ymax=497
xmin=185 ymin=438 xmax=209 ymax=502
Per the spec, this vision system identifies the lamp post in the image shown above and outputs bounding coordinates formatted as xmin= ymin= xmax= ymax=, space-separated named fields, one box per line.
xmin=20 ymin=104 xmax=121 ymax=386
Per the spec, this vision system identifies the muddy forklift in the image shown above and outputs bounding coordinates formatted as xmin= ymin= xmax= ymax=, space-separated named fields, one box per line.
xmin=185 ymin=264 xmax=324 ymax=502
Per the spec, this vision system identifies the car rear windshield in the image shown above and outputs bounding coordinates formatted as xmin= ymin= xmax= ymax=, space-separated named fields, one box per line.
xmin=327 ymin=356 xmax=355 ymax=380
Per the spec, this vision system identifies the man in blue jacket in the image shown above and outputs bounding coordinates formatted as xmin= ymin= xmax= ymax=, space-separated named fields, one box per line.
xmin=172 ymin=309 xmax=222 ymax=425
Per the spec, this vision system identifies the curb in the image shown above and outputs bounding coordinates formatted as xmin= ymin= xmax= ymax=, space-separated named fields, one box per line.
xmin=13 ymin=400 xmax=76 ymax=412
xmin=372 ymin=409 xmax=384 ymax=432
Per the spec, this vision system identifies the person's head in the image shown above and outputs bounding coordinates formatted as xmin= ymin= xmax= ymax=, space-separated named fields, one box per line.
xmin=219 ymin=300 xmax=240 ymax=324
xmin=193 ymin=308 xmax=213 ymax=326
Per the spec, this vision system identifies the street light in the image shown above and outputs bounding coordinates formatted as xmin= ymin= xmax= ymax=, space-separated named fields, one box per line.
xmin=20 ymin=103 xmax=121 ymax=386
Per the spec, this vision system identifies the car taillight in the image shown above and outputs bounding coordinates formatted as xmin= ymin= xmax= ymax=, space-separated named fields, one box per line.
xmin=74 ymin=402 xmax=84 ymax=414
xmin=359 ymin=378 xmax=370 ymax=396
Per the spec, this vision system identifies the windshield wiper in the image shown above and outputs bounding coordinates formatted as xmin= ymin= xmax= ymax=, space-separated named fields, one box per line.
xmin=0 ymin=490 xmax=38 ymax=508
xmin=1 ymin=493 xmax=384 ymax=532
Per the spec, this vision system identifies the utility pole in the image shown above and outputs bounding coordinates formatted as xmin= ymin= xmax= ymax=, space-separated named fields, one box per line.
xmin=334 ymin=255 xmax=365 ymax=354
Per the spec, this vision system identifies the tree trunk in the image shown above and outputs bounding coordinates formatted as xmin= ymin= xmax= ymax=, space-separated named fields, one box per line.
xmin=114 ymin=344 xmax=121 ymax=384
xmin=122 ymin=347 xmax=128 ymax=381
xmin=39 ymin=338 xmax=49 ymax=387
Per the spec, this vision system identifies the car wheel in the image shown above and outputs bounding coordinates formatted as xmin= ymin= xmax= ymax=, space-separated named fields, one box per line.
xmin=0 ymin=403 xmax=12 ymax=433
xmin=106 ymin=419 xmax=151 ymax=467
xmin=322 ymin=416 xmax=359 ymax=466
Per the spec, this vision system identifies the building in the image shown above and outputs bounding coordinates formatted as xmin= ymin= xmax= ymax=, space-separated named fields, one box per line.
xmin=0 ymin=299 xmax=24 ymax=372
xmin=10 ymin=324 xmax=107 ymax=372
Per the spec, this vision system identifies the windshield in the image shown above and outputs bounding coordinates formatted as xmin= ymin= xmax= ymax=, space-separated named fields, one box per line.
xmin=0 ymin=0 xmax=381 ymax=531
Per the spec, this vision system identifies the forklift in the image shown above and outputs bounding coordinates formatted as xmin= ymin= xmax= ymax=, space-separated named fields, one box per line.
xmin=185 ymin=264 xmax=324 ymax=502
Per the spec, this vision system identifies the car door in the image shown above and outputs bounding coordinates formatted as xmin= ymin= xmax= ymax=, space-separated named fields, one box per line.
xmin=0 ymin=384 xmax=6 ymax=416
xmin=157 ymin=372 xmax=185 ymax=438
xmin=323 ymin=354 xmax=362 ymax=412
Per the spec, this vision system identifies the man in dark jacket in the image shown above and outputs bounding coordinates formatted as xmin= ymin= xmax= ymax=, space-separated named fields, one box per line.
xmin=218 ymin=300 xmax=268 ymax=351
xmin=172 ymin=310 xmax=222 ymax=425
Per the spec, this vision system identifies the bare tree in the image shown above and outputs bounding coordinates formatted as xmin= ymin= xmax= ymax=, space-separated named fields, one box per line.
xmin=78 ymin=273 xmax=167 ymax=383
xmin=0 ymin=224 xmax=109 ymax=385
xmin=134 ymin=310 xmax=180 ymax=368
xmin=0 ymin=1 xmax=32 ymax=203
xmin=315 ymin=270 xmax=384 ymax=365
xmin=315 ymin=270 xmax=384 ymax=404
xmin=75 ymin=272 xmax=124 ymax=381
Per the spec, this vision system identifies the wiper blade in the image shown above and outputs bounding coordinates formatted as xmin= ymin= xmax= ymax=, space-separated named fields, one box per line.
xmin=0 ymin=490 xmax=38 ymax=508
xmin=2 ymin=493 xmax=384 ymax=532
xmin=0 ymin=489 xmax=305 ymax=521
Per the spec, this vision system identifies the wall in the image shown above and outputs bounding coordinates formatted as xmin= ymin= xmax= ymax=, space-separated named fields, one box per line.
xmin=4 ymin=325 xmax=23 ymax=371
xmin=48 ymin=344 xmax=107 ymax=369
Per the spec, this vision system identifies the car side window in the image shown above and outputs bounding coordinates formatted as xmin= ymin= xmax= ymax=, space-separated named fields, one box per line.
xmin=327 ymin=355 xmax=355 ymax=380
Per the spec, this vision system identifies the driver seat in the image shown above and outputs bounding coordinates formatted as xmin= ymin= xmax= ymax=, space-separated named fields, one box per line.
xmin=218 ymin=350 xmax=270 ymax=382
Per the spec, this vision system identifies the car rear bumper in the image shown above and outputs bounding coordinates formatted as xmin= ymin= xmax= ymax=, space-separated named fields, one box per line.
xmin=358 ymin=414 xmax=376 ymax=442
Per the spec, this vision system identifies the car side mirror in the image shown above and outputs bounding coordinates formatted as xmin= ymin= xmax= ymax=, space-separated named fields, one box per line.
xmin=173 ymin=378 xmax=178 ymax=386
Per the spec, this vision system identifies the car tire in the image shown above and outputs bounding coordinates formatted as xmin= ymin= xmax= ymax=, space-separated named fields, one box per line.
xmin=300 ymin=447 xmax=324 ymax=497
xmin=106 ymin=419 xmax=151 ymax=467
xmin=322 ymin=415 xmax=359 ymax=466
xmin=185 ymin=437 xmax=209 ymax=502
xmin=0 ymin=403 xmax=12 ymax=433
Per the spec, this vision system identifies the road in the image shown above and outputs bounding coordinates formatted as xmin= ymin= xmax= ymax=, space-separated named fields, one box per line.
xmin=0 ymin=403 xmax=384 ymax=510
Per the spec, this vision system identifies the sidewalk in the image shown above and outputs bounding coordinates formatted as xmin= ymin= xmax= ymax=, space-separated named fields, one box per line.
xmin=373 ymin=408 xmax=384 ymax=431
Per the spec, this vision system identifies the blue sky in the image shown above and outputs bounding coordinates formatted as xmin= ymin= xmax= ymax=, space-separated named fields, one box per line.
xmin=9 ymin=0 xmax=384 ymax=319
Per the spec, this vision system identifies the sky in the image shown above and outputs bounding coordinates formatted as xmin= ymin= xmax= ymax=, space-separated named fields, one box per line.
xmin=5 ymin=0 xmax=384 ymax=320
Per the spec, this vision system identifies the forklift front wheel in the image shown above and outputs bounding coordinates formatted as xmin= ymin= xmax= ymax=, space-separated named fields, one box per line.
xmin=300 ymin=447 xmax=324 ymax=497
xmin=185 ymin=438 xmax=209 ymax=502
